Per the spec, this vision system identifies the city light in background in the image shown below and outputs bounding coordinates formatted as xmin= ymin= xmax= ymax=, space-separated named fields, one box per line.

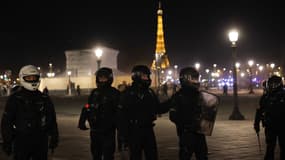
xmin=47 ymin=63 xmax=55 ymax=78
xmin=151 ymin=59 xmax=284 ymax=90
xmin=94 ymin=48 xmax=103 ymax=70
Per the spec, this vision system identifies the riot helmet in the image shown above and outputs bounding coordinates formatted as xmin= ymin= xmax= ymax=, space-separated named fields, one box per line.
xmin=131 ymin=65 xmax=151 ymax=88
xmin=95 ymin=67 xmax=113 ymax=88
xmin=19 ymin=65 xmax=41 ymax=91
xmin=267 ymin=75 xmax=283 ymax=93
xmin=179 ymin=67 xmax=200 ymax=89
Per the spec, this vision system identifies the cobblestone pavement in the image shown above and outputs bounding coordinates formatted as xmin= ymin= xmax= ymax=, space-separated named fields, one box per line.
xmin=1 ymin=116 xmax=278 ymax=160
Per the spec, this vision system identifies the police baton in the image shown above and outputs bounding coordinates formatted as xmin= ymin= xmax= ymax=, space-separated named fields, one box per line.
xmin=256 ymin=132 xmax=262 ymax=153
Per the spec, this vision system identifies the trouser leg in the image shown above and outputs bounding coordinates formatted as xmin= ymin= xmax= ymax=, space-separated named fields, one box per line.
xmin=264 ymin=129 xmax=276 ymax=160
xmin=143 ymin=128 xmax=158 ymax=160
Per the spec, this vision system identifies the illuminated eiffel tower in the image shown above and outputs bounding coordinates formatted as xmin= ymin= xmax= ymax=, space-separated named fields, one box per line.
xmin=151 ymin=1 xmax=170 ymax=87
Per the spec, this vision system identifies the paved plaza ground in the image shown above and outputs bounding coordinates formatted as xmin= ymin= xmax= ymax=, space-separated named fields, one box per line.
xmin=0 ymin=89 xmax=281 ymax=160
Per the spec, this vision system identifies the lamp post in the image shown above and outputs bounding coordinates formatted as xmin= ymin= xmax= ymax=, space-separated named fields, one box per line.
xmin=155 ymin=53 xmax=162 ymax=87
xmin=49 ymin=63 xmax=53 ymax=72
xmin=95 ymin=48 xmax=103 ymax=70
xmin=174 ymin=65 xmax=178 ymax=83
xmin=248 ymin=60 xmax=254 ymax=94
xmin=270 ymin=63 xmax=275 ymax=76
xmin=67 ymin=71 xmax=72 ymax=96
xmin=205 ymin=69 xmax=210 ymax=90
xmin=47 ymin=63 xmax=55 ymax=78
xmin=228 ymin=30 xmax=245 ymax=120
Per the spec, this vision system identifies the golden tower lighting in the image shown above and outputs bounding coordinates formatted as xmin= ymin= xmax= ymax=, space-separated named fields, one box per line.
xmin=151 ymin=1 xmax=170 ymax=87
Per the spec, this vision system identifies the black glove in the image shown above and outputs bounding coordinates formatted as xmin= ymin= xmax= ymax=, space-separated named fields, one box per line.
xmin=254 ymin=123 xmax=260 ymax=133
xmin=49 ymin=136 xmax=59 ymax=153
xmin=2 ymin=142 xmax=12 ymax=156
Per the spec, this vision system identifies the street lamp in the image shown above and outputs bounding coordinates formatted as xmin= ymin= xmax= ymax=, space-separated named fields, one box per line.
xmin=205 ymin=69 xmax=210 ymax=89
xmin=195 ymin=62 xmax=200 ymax=70
xmin=270 ymin=63 xmax=275 ymax=76
xmin=47 ymin=63 xmax=55 ymax=78
xmin=95 ymin=48 xmax=103 ymax=70
xmin=248 ymin=60 xmax=254 ymax=94
xmin=228 ymin=30 xmax=245 ymax=120
xmin=49 ymin=63 xmax=53 ymax=72
xmin=174 ymin=65 xmax=178 ymax=82
xmin=155 ymin=53 xmax=162 ymax=87
xmin=67 ymin=71 xmax=72 ymax=96
xmin=213 ymin=64 xmax=217 ymax=72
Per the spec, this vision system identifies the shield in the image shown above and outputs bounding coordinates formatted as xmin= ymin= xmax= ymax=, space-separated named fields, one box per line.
xmin=197 ymin=91 xmax=219 ymax=136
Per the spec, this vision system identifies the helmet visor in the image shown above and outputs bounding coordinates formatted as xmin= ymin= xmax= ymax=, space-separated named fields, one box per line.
xmin=98 ymin=76 xmax=108 ymax=82
xmin=23 ymin=75 xmax=40 ymax=83
xmin=181 ymin=74 xmax=200 ymax=83
xmin=268 ymin=82 xmax=281 ymax=90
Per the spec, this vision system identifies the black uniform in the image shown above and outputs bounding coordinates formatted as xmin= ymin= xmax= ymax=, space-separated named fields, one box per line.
xmin=169 ymin=67 xmax=209 ymax=160
xmin=119 ymin=84 xmax=168 ymax=160
xmin=78 ymin=67 xmax=120 ymax=160
xmin=254 ymin=75 xmax=285 ymax=160
xmin=1 ymin=87 xmax=59 ymax=160
xmin=118 ymin=65 xmax=169 ymax=160
xmin=169 ymin=88 xmax=208 ymax=160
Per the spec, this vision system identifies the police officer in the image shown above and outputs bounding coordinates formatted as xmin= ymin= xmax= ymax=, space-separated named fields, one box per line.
xmin=254 ymin=75 xmax=285 ymax=160
xmin=1 ymin=65 xmax=59 ymax=160
xmin=169 ymin=67 xmax=209 ymax=160
xmin=78 ymin=67 xmax=120 ymax=160
xmin=118 ymin=65 xmax=169 ymax=160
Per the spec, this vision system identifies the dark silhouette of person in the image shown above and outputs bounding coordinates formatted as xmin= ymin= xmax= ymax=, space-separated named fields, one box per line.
xmin=76 ymin=85 xmax=81 ymax=96
xmin=78 ymin=67 xmax=120 ymax=160
xmin=162 ymin=83 xmax=168 ymax=97
xmin=168 ymin=67 xmax=213 ymax=160
xmin=223 ymin=84 xmax=228 ymax=95
xmin=254 ymin=75 xmax=285 ymax=160
xmin=116 ymin=81 xmax=129 ymax=152
xmin=118 ymin=65 xmax=169 ymax=160
xmin=1 ymin=65 xmax=58 ymax=160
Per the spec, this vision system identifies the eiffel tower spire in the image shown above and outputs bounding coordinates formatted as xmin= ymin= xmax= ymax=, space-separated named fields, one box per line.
xmin=155 ymin=1 xmax=165 ymax=55
xmin=151 ymin=0 xmax=170 ymax=87
xmin=152 ymin=0 xmax=170 ymax=70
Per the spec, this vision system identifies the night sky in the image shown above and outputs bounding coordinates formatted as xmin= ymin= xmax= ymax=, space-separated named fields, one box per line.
xmin=0 ymin=2 xmax=284 ymax=75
